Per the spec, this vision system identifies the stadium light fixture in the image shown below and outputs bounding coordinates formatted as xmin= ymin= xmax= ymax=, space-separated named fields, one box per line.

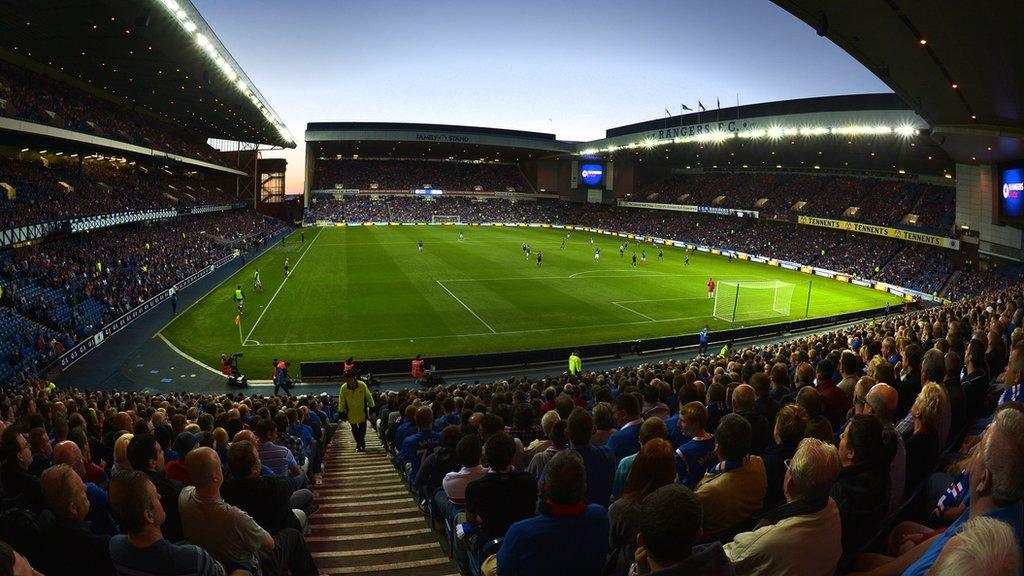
xmin=895 ymin=125 xmax=917 ymax=137
xmin=154 ymin=0 xmax=294 ymax=146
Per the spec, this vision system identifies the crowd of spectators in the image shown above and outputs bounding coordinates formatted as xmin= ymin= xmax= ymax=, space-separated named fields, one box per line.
xmin=0 ymin=156 xmax=236 ymax=230
xmin=639 ymin=172 xmax=956 ymax=233
xmin=369 ymin=282 xmax=1024 ymax=575
xmin=305 ymin=194 xmax=566 ymax=224
xmin=0 ymin=61 xmax=226 ymax=166
xmin=312 ymin=159 xmax=533 ymax=193
xmin=0 ymin=210 xmax=286 ymax=387
xmin=0 ymin=388 xmax=335 ymax=576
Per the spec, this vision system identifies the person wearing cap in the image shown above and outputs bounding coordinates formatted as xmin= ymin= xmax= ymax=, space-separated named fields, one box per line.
xmin=165 ymin=432 xmax=198 ymax=485
xmin=339 ymin=371 xmax=374 ymax=452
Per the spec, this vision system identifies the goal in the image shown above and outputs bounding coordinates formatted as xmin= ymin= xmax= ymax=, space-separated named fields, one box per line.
xmin=713 ymin=280 xmax=795 ymax=324
xmin=430 ymin=215 xmax=462 ymax=224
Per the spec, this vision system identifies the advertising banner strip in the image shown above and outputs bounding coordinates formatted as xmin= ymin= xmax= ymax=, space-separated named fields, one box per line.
xmin=796 ymin=216 xmax=959 ymax=250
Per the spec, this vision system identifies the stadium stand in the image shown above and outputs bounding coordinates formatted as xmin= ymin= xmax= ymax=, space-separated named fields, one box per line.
xmin=3 ymin=278 xmax=1019 ymax=575
xmin=312 ymin=159 xmax=533 ymax=193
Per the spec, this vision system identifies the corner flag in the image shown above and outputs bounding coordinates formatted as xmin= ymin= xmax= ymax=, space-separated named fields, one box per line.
xmin=234 ymin=315 xmax=241 ymax=325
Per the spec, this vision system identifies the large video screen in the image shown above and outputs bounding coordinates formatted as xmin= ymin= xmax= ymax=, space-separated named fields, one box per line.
xmin=1000 ymin=165 xmax=1024 ymax=222
xmin=580 ymin=164 xmax=604 ymax=187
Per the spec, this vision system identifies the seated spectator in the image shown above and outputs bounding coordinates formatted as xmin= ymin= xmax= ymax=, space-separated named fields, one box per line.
xmin=724 ymin=438 xmax=842 ymax=575
xmin=164 ymin=432 xmax=196 ymax=486
xmin=694 ymin=414 xmax=767 ymax=540
xmin=815 ymin=359 xmax=850 ymax=429
xmin=641 ymin=386 xmax=670 ymax=420
xmin=675 ymin=402 xmax=717 ymax=489
xmin=255 ymin=419 xmax=306 ymax=491
xmin=53 ymin=440 xmax=117 ymax=536
xmin=37 ymin=463 xmax=114 ymax=576
xmin=865 ymin=383 xmax=907 ymax=513
xmin=905 ymin=383 xmax=944 ymax=495
xmin=415 ymin=425 xmax=462 ymax=503
xmin=832 ymin=414 xmax=892 ymax=557
xmin=527 ymin=420 xmax=568 ymax=478
xmin=630 ymin=484 xmax=733 ymax=575
xmin=524 ymin=410 xmax=561 ymax=459
xmin=222 ymin=439 xmax=309 ymax=533
xmin=27 ymin=427 xmax=52 ymax=476
xmin=178 ymin=447 xmax=320 ymax=576
xmin=566 ymin=408 xmax=616 ymax=507
xmin=607 ymin=394 xmax=644 ymax=462
xmin=797 ymin=387 xmax=833 ymax=443
xmin=928 ymin=516 xmax=1020 ymax=575
xmin=591 ymin=402 xmax=616 ymax=446
xmin=126 ymin=434 xmax=184 ymax=544
xmin=0 ymin=427 xmax=46 ymax=512
xmin=112 ymin=433 xmax=135 ymax=476
xmin=399 ymin=406 xmax=441 ymax=482
xmin=607 ymin=438 xmax=676 ymax=576
xmin=750 ymin=373 xmax=780 ymax=427
xmin=731 ymin=384 xmax=771 ymax=456
xmin=762 ymin=404 xmax=808 ymax=510
xmin=613 ymin=417 xmax=668 ymax=499
xmin=440 ymin=435 xmax=486 ymax=519
xmin=856 ymin=407 xmax=1024 ymax=576
xmin=458 ymin=433 xmax=536 ymax=574
xmin=108 ymin=470 xmax=227 ymax=576
xmin=496 ymin=450 xmax=609 ymax=576
xmin=434 ymin=398 xmax=461 ymax=432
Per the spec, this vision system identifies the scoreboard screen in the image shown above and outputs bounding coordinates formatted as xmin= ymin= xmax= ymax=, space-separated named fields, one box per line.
xmin=580 ymin=164 xmax=604 ymax=187
xmin=1000 ymin=164 xmax=1024 ymax=222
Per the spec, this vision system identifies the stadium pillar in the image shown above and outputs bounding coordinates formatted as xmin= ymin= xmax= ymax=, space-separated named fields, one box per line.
xmin=805 ymin=279 xmax=812 ymax=318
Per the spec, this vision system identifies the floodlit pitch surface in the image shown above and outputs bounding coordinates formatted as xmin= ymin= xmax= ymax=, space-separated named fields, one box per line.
xmin=162 ymin=226 xmax=901 ymax=375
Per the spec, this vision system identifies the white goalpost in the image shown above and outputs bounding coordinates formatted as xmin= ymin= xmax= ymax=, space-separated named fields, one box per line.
xmin=713 ymin=280 xmax=796 ymax=324
xmin=430 ymin=215 xmax=462 ymax=224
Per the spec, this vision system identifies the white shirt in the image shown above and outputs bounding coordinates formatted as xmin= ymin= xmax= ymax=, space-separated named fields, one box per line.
xmin=443 ymin=465 xmax=487 ymax=505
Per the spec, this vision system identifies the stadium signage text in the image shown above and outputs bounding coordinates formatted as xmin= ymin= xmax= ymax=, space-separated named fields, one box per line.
xmin=796 ymin=216 xmax=960 ymax=250
xmin=414 ymin=133 xmax=472 ymax=143
xmin=648 ymin=120 xmax=757 ymax=141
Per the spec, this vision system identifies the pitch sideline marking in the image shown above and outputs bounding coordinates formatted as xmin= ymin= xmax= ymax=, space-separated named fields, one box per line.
xmin=243 ymin=226 xmax=324 ymax=343
xmin=568 ymin=268 xmax=673 ymax=279
xmin=156 ymin=333 xmax=224 ymax=377
xmin=435 ymin=280 xmax=497 ymax=334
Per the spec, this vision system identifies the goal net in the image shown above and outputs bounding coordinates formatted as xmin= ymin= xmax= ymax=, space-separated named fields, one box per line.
xmin=431 ymin=215 xmax=462 ymax=224
xmin=713 ymin=280 xmax=795 ymax=324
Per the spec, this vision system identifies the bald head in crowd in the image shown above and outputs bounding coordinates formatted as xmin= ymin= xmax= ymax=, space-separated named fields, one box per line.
xmin=795 ymin=363 xmax=815 ymax=387
xmin=865 ymin=383 xmax=899 ymax=423
xmin=184 ymin=447 xmax=222 ymax=489
xmin=853 ymin=377 xmax=876 ymax=415
xmin=732 ymin=384 xmax=756 ymax=412
xmin=53 ymin=440 xmax=86 ymax=478
xmin=233 ymin=429 xmax=257 ymax=444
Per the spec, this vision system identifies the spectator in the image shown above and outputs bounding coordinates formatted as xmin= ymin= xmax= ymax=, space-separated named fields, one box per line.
xmin=724 ymin=438 xmax=842 ymax=575
xmin=126 ymin=434 xmax=184 ymax=544
xmin=905 ymin=383 xmax=944 ymax=495
xmin=694 ymin=413 xmax=767 ymax=540
xmin=816 ymin=359 xmax=850 ymax=429
xmin=928 ymin=516 xmax=1020 ymax=576
xmin=459 ymin=432 xmax=536 ymax=574
xmin=26 ymin=427 xmax=51 ymax=476
xmin=165 ymin=432 xmax=196 ymax=486
xmin=255 ymin=419 xmax=306 ymax=491
xmin=831 ymin=414 xmax=892 ymax=556
xmin=439 ymin=435 xmax=486 ymax=519
xmin=178 ymin=447 xmax=320 ymax=576
xmin=566 ymin=408 xmax=616 ymax=507
xmin=222 ymin=440 xmax=308 ymax=533
xmin=398 ymin=406 xmax=441 ymax=483
xmin=53 ymin=440 xmax=118 ymax=536
xmin=797 ymin=387 xmax=833 ymax=443
xmin=762 ymin=404 xmax=808 ymax=510
xmin=0 ymin=427 xmax=46 ymax=513
xmin=630 ymin=483 xmax=733 ymax=575
xmin=37 ymin=463 xmax=114 ymax=576
xmin=731 ymin=384 xmax=772 ymax=456
xmin=607 ymin=438 xmax=676 ymax=575
xmin=607 ymin=394 xmax=643 ymax=462
xmin=675 ymin=402 xmax=718 ymax=489
xmin=865 ymin=383 xmax=907 ymax=513
xmin=591 ymin=402 xmax=616 ymax=446
xmin=415 ymin=425 xmax=462 ymax=504
xmin=108 ymin=470 xmax=226 ymax=576
xmin=496 ymin=450 xmax=609 ymax=576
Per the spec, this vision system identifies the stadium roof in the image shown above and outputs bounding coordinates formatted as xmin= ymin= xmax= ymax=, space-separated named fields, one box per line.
xmin=773 ymin=0 xmax=1023 ymax=165
xmin=0 ymin=0 xmax=295 ymax=148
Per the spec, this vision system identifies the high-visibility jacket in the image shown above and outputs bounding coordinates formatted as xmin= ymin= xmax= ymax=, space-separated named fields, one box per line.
xmin=339 ymin=380 xmax=375 ymax=424
xmin=411 ymin=358 xmax=425 ymax=378
xmin=569 ymin=353 xmax=582 ymax=375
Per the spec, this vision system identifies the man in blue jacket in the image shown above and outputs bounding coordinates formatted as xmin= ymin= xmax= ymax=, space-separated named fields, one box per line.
xmin=497 ymin=450 xmax=609 ymax=576
xmin=398 ymin=406 xmax=440 ymax=482
xmin=606 ymin=394 xmax=643 ymax=463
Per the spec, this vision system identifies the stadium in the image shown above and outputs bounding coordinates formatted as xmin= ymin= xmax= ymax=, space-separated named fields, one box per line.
xmin=0 ymin=1 xmax=1022 ymax=576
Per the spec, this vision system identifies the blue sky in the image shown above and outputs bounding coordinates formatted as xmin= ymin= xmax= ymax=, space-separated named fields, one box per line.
xmin=192 ymin=0 xmax=890 ymax=193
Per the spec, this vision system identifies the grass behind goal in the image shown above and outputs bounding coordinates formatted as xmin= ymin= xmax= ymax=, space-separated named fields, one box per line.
xmin=161 ymin=226 xmax=901 ymax=375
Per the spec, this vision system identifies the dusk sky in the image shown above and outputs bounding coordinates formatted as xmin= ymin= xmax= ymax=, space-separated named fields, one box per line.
xmin=192 ymin=0 xmax=890 ymax=193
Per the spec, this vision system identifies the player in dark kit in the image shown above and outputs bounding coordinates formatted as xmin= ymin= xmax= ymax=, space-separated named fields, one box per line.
xmin=536 ymin=252 xmax=542 ymax=266
xmin=658 ymin=248 xmax=664 ymax=260
xmin=631 ymin=252 xmax=637 ymax=267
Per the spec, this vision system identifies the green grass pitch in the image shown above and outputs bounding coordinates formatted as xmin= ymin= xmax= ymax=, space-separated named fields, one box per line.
xmin=161 ymin=225 xmax=902 ymax=376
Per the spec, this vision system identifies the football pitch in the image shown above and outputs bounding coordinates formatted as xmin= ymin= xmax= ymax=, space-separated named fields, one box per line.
xmin=161 ymin=225 xmax=901 ymax=376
